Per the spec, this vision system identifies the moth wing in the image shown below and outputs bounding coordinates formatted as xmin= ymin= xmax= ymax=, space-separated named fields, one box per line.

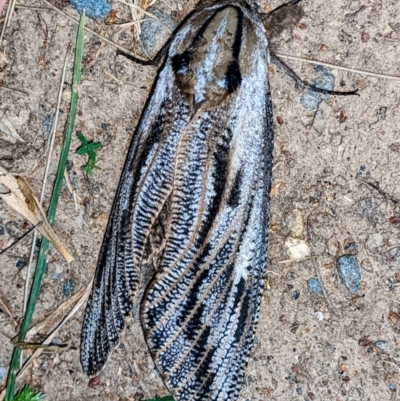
xmin=142 ymin=33 xmax=273 ymax=401
xmin=80 ymin=65 xmax=191 ymax=376
xmin=142 ymin=96 xmax=273 ymax=401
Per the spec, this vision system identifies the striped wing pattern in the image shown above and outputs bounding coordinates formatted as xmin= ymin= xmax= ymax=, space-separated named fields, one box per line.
xmin=81 ymin=1 xmax=274 ymax=400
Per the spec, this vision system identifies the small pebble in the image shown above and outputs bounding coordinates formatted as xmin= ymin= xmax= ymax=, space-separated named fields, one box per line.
xmin=384 ymin=247 xmax=400 ymax=264
xmin=311 ymin=101 xmax=330 ymax=134
xmin=285 ymin=209 xmax=304 ymax=238
xmin=336 ymin=255 xmax=361 ymax=293
xmin=0 ymin=366 xmax=6 ymax=380
xmin=300 ymin=68 xmax=335 ymax=110
xmin=284 ymin=237 xmax=311 ymax=261
xmin=88 ymin=376 xmax=101 ymax=387
xmin=141 ymin=8 xmax=178 ymax=58
xmin=308 ymin=278 xmax=323 ymax=296
xmin=365 ymin=233 xmax=383 ymax=253
xmin=291 ymin=290 xmax=300 ymax=300
xmin=344 ymin=240 xmax=358 ymax=255
xmin=5 ymin=221 xmax=22 ymax=237
xmin=52 ymin=267 xmax=64 ymax=281
xmin=70 ymin=0 xmax=111 ymax=19
xmin=63 ymin=278 xmax=76 ymax=297
xmin=15 ymin=259 xmax=27 ymax=269
xmin=389 ymin=383 xmax=396 ymax=392
xmin=314 ymin=311 xmax=324 ymax=321
xmin=389 ymin=143 xmax=400 ymax=153
xmin=389 ymin=22 xmax=400 ymax=32
xmin=18 ymin=266 xmax=28 ymax=281
xmin=296 ymin=387 xmax=302 ymax=395
xmin=38 ymin=114 xmax=54 ymax=136
xmin=374 ymin=341 xmax=388 ymax=352
xmin=389 ymin=215 xmax=400 ymax=229
xmin=361 ymin=32 xmax=370 ymax=43
xmin=354 ymin=197 xmax=380 ymax=226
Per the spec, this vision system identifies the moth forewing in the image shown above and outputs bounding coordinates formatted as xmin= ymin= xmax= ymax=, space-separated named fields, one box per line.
xmin=82 ymin=1 xmax=273 ymax=400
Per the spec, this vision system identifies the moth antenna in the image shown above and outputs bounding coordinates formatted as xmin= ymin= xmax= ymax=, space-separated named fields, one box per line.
xmin=263 ymin=0 xmax=302 ymax=17
xmin=116 ymin=46 xmax=167 ymax=66
xmin=270 ymin=53 xmax=359 ymax=96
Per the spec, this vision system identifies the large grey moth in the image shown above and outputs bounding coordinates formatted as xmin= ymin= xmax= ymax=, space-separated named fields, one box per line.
xmin=80 ymin=1 xmax=355 ymax=400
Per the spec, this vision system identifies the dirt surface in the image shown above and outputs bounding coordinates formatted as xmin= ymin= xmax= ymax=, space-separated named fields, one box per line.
xmin=0 ymin=0 xmax=400 ymax=400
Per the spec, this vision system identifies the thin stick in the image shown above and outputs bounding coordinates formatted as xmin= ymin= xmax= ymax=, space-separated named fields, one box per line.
xmin=311 ymin=256 xmax=337 ymax=315
xmin=276 ymin=53 xmax=400 ymax=81
xmin=40 ymin=0 xmax=148 ymax=62
xmin=63 ymin=170 xmax=81 ymax=212
xmin=23 ymin=43 xmax=71 ymax=315
xmin=3 ymin=3 xmax=51 ymax=12
xmin=6 ymin=0 xmax=16 ymax=27
xmin=0 ymin=296 xmax=18 ymax=327
xmin=357 ymin=177 xmax=400 ymax=205
xmin=116 ymin=0 xmax=158 ymax=20
xmin=0 ymin=86 xmax=28 ymax=96
xmin=14 ymin=4 xmax=50 ymax=11
xmin=104 ymin=70 xmax=140 ymax=94
xmin=0 ymin=223 xmax=41 ymax=256
xmin=0 ymin=0 xmax=15 ymax=43
xmin=113 ymin=19 xmax=151 ymax=28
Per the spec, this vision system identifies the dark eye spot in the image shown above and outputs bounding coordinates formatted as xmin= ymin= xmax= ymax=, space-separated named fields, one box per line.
xmin=225 ymin=60 xmax=242 ymax=93
xmin=171 ymin=51 xmax=192 ymax=74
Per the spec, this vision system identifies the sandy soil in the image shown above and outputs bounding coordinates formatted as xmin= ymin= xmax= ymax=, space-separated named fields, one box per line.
xmin=0 ymin=0 xmax=399 ymax=400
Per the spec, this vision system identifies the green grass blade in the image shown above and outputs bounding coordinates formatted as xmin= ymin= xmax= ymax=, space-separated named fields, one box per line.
xmin=4 ymin=10 xmax=86 ymax=401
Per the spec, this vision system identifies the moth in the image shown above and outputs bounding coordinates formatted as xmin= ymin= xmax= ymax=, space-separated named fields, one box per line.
xmin=81 ymin=1 xmax=354 ymax=400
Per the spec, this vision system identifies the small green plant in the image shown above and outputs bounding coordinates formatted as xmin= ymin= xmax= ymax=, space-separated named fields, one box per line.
xmin=11 ymin=385 xmax=45 ymax=401
xmin=76 ymin=131 xmax=102 ymax=175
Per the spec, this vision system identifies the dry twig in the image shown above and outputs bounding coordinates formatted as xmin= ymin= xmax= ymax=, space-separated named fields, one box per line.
xmin=311 ymin=256 xmax=337 ymax=315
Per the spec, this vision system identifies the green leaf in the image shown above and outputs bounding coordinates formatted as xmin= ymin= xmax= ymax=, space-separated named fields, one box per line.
xmin=12 ymin=385 xmax=45 ymax=401
xmin=76 ymin=131 xmax=88 ymax=145
xmin=89 ymin=142 xmax=102 ymax=151
xmin=76 ymin=146 xmax=88 ymax=155
xmin=87 ymin=149 xmax=97 ymax=162
xmin=75 ymin=131 xmax=102 ymax=175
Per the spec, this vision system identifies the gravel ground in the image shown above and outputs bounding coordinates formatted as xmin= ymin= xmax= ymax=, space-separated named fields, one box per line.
xmin=0 ymin=1 xmax=399 ymax=400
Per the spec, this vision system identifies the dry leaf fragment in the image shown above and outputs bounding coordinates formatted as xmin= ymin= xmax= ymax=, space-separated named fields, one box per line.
xmin=389 ymin=311 xmax=400 ymax=326
xmin=0 ymin=167 xmax=74 ymax=264
xmin=25 ymin=287 xmax=86 ymax=339
xmin=0 ymin=115 xmax=25 ymax=144
xmin=271 ymin=182 xmax=285 ymax=196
